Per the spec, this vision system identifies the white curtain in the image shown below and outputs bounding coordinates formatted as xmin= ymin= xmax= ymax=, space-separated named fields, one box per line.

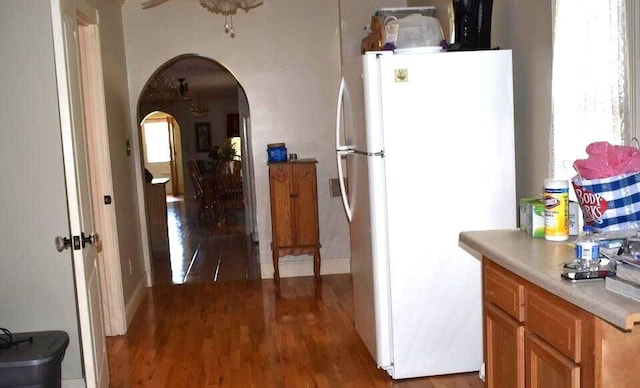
xmin=550 ymin=0 xmax=629 ymax=180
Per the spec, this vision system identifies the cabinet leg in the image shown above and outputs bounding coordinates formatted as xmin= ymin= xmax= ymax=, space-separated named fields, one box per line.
xmin=313 ymin=248 xmax=321 ymax=280
xmin=273 ymin=249 xmax=280 ymax=284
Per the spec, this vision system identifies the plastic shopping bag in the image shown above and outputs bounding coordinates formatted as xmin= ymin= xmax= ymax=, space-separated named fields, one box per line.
xmin=572 ymin=172 xmax=640 ymax=232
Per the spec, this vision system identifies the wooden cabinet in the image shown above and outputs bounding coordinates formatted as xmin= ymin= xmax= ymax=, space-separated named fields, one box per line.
xmin=483 ymin=260 xmax=594 ymax=388
xmin=526 ymin=334 xmax=580 ymax=388
xmin=485 ymin=303 xmax=525 ymax=388
xmin=462 ymin=231 xmax=640 ymax=388
xmin=268 ymin=160 xmax=320 ymax=282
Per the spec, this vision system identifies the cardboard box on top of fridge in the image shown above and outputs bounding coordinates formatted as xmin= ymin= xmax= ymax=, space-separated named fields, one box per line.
xmin=520 ymin=198 xmax=545 ymax=238
xmin=520 ymin=198 xmax=580 ymax=238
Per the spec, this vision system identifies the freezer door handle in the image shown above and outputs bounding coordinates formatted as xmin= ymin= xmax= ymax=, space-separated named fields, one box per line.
xmin=336 ymin=77 xmax=353 ymax=222
xmin=337 ymin=146 xmax=354 ymax=155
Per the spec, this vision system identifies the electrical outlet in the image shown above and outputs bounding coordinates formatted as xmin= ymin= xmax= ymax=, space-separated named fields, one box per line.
xmin=329 ymin=178 xmax=343 ymax=197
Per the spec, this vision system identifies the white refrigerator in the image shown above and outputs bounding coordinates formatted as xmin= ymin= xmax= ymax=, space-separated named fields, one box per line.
xmin=335 ymin=50 xmax=516 ymax=379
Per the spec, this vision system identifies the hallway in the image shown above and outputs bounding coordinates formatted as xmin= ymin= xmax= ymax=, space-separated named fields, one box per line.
xmin=151 ymin=196 xmax=260 ymax=285
xmin=106 ymin=196 xmax=483 ymax=387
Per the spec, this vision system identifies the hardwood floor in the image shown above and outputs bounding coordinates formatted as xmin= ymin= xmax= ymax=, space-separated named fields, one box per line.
xmin=108 ymin=276 xmax=483 ymax=387
xmin=107 ymin=196 xmax=484 ymax=387
xmin=151 ymin=196 xmax=260 ymax=285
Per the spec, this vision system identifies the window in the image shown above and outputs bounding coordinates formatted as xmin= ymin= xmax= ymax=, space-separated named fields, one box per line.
xmin=143 ymin=120 xmax=171 ymax=163
xmin=629 ymin=0 xmax=640 ymax=140
xmin=550 ymin=0 xmax=629 ymax=179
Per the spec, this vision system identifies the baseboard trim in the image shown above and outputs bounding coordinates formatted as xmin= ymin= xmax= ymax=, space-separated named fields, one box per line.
xmin=260 ymin=256 xmax=350 ymax=279
xmin=125 ymin=272 xmax=148 ymax=328
xmin=62 ymin=378 xmax=85 ymax=388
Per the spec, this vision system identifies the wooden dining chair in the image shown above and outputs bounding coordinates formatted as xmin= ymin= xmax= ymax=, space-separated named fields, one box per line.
xmin=187 ymin=159 xmax=215 ymax=224
xmin=213 ymin=160 xmax=244 ymax=223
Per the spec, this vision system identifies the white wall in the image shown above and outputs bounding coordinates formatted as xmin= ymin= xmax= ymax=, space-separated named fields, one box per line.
xmin=122 ymin=0 xmax=350 ymax=277
xmin=406 ymin=0 xmax=553 ymax=204
xmin=0 ymin=0 xmax=83 ymax=379
xmin=493 ymin=0 xmax=553 ymax=201
xmin=118 ymin=0 xmax=554 ymax=281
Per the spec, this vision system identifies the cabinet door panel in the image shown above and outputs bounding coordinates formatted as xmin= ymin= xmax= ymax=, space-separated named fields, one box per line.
xmin=270 ymin=164 xmax=294 ymax=247
xmin=293 ymin=163 xmax=319 ymax=246
xmin=485 ymin=303 xmax=525 ymax=388
xmin=526 ymin=333 xmax=580 ymax=388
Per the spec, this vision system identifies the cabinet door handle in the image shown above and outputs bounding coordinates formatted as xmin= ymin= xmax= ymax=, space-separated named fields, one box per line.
xmin=290 ymin=194 xmax=298 ymax=198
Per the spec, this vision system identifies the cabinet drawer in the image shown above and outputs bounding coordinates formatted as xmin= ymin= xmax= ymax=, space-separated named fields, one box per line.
xmin=484 ymin=260 xmax=525 ymax=322
xmin=526 ymin=288 xmax=583 ymax=363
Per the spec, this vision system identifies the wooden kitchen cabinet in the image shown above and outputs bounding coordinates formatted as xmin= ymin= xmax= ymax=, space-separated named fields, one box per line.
xmin=485 ymin=303 xmax=525 ymax=388
xmin=461 ymin=230 xmax=640 ymax=388
xmin=526 ymin=334 xmax=580 ymax=388
xmin=268 ymin=160 xmax=320 ymax=282
xmin=483 ymin=260 xmax=595 ymax=388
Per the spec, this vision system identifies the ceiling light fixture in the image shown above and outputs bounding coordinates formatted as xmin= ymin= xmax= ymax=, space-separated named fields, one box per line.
xmin=190 ymin=94 xmax=209 ymax=118
xmin=199 ymin=0 xmax=263 ymax=38
xmin=144 ymin=75 xmax=179 ymax=102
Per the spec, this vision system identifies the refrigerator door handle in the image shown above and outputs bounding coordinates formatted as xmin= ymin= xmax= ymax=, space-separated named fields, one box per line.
xmin=336 ymin=77 xmax=353 ymax=222
xmin=337 ymin=146 xmax=354 ymax=155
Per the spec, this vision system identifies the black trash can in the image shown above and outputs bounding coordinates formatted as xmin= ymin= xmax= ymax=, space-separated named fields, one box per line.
xmin=0 ymin=331 xmax=69 ymax=388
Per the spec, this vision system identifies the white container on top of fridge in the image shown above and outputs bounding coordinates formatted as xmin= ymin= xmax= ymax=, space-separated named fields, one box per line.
xmin=335 ymin=49 xmax=516 ymax=379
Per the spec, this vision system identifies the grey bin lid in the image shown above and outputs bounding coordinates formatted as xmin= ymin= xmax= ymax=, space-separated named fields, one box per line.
xmin=0 ymin=331 xmax=69 ymax=368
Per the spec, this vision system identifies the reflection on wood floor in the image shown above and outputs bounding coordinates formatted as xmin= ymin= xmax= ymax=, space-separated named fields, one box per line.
xmin=108 ymin=196 xmax=484 ymax=387
xmin=107 ymin=274 xmax=484 ymax=387
xmin=151 ymin=196 xmax=260 ymax=285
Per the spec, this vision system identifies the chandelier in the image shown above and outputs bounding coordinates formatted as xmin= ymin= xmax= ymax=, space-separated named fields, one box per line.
xmin=143 ymin=76 xmax=189 ymax=103
xmin=199 ymin=0 xmax=263 ymax=37
xmin=144 ymin=75 xmax=179 ymax=102
xmin=190 ymin=94 xmax=209 ymax=118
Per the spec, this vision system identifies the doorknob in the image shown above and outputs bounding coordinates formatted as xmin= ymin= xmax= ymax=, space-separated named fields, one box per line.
xmin=55 ymin=236 xmax=72 ymax=252
xmin=81 ymin=232 xmax=100 ymax=248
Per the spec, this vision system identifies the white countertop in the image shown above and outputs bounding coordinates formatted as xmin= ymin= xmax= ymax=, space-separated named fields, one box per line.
xmin=459 ymin=229 xmax=640 ymax=330
xmin=151 ymin=178 xmax=170 ymax=185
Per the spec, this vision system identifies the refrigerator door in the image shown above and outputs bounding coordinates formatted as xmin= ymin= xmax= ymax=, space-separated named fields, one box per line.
xmin=335 ymin=69 xmax=382 ymax=361
xmin=378 ymin=50 xmax=516 ymax=378
xmin=336 ymin=53 xmax=395 ymax=370
xmin=349 ymin=52 xmax=395 ymax=370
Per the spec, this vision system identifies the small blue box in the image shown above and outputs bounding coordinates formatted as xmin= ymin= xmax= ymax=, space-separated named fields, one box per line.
xmin=267 ymin=143 xmax=287 ymax=162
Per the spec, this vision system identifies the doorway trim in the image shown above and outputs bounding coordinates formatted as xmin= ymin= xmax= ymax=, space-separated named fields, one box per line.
xmin=134 ymin=54 xmax=259 ymax=284
xmin=76 ymin=4 xmax=127 ymax=336
xmin=140 ymin=113 xmax=185 ymax=197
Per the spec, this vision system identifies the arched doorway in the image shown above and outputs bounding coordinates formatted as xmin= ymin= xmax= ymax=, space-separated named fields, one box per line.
xmin=137 ymin=54 xmax=259 ymax=284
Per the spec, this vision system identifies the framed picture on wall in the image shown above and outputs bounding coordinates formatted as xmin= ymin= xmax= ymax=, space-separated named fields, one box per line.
xmin=226 ymin=113 xmax=240 ymax=138
xmin=195 ymin=122 xmax=211 ymax=152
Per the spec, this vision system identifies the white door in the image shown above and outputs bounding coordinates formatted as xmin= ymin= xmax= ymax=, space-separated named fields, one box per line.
xmin=51 ymin=0 xmax=108 ymax=387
